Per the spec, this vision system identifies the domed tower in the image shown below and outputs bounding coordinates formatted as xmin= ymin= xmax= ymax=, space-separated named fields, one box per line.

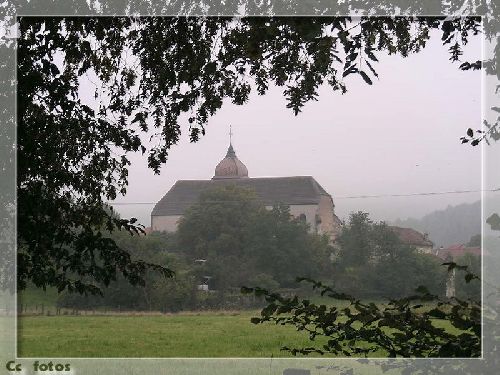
xmin=213 ymin=127 xmax=248 ymax=180
xmin=213 ymin=143 xmax=248 ymax=179
xmin=213 ymin=125 xmax=248 ymax=179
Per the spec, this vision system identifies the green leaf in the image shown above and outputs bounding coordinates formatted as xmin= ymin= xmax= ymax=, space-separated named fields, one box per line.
xmin=365 ymin=60 xmax=379 ymax=78
xmin=428 ymin=308 xmax=446 ymax=319
xmin=465 ymin=273 xmax=477 ymax=283
xmin=442 ymin=262 xmax=457 ymax=271
xmin=486 ymin=213 xmax=500 ymax=231
xmin=359 ymin=71 xmax=373 ymax=85
xmin=366 ymin=51 xmax=378 ymax=62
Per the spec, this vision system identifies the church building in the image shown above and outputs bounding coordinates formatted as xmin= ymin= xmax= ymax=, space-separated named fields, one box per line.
xmin=151 ymin=140 xmax=343 ymax=241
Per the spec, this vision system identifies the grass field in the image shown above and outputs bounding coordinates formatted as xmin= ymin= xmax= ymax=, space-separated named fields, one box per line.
xmin=16 ymin=287 xmax=467 ymax=359
xmin=18 ymin=311 xmax=341 ymax=358
xmin=17 ymin=310 xmax=463 ymax=358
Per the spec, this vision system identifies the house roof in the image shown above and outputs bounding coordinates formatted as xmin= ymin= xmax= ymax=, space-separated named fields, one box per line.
xmin=436 ymin=244 xmax=481 ymax=259
xmin=390 ymin=226 xmax=434 ymax=247
xmin=152 ymin=176 xmax=330 ymax=216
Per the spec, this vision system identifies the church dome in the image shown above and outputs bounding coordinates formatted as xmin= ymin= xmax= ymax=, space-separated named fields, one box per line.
xmin=213 ymin=144 xmax=249 ymax=179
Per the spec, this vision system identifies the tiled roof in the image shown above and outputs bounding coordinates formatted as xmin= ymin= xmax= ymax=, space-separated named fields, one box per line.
xmin=436 ymin=244 xmax=481 ymax=259
xmin=390 ymin=226 xmax=434 ymax=247
xmin=213 ymin=144 xmax=248 ymax=179
xmin=152 ymin=176 xmax=330 ymax=216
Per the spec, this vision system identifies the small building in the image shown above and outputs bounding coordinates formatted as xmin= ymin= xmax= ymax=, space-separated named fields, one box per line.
xmin=390 ymin=226 xmax=434 ymax=253
xmin=151 ymin=141 xmax=342 ymax=241
xmin=435 ymin=244 xmax=481 ymax=260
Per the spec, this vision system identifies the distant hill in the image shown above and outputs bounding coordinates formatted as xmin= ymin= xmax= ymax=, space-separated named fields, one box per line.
xmin=392 ymin=201 xmax=481 ymax=248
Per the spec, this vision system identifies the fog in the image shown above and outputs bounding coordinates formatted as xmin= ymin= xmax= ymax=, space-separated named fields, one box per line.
xmin=108 ymin=31 xmax=482 ymax=227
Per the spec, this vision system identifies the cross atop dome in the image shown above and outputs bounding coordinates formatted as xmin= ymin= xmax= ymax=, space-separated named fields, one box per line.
xmin=225 ymin=125 xmax=236 ymax=157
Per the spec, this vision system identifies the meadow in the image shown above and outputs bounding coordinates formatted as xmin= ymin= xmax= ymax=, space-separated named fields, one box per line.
xmin=18 ymin=311 xmax=334 ymax=358
xmin=18 ymin=308 xmax=463 ymax=358
xmin=17 ymin=287 xmax=334 ymax=358
xmin=16 ymin=287 xmax=463 ymax=359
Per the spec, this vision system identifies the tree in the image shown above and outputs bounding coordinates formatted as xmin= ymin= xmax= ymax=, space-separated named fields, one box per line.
xmin=245 ymin=204 xmax=333 ymax=288
xmin=58 ymin=229 xmax=198 ymax=312
xmin=333 ymin=212 xmax=446 ymax=299
xmin=16 ymin=16 xmax=483 ymax=294
xmin=335 ymin=212 xmax=373 ymax=268
xmin=177 ymin=185 xmax=333 ymax=291
xmin=177 ymin=185 xmax=261 ymax=260
xmin=177 ymin=185 xmax=264 ymax=290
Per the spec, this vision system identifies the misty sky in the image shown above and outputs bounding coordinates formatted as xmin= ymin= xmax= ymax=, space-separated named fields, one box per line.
xmin=107 ymin=30 xmax=483 ymax=227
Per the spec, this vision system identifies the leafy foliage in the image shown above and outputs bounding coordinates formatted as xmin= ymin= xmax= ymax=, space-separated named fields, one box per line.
xmin=57 ymin=231 xmax=197 ymax=312
xmin=460 ymin=106 xmax=500 ymax=146
xmin=17 ymin=18 xmax=174 ymax=295
xmin=177 ymin=185 xmax=333 ymax=290
xmin=332 ymin=212 xmax=446 ymax=299
xmin=486 ymin=213 xmax=500 ymax=231
xmin=242 ymin=270 xmax=481 ymax=357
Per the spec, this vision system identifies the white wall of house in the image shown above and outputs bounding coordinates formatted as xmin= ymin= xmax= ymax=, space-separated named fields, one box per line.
xmin=151 ymin=215 xmax=182 ymax=232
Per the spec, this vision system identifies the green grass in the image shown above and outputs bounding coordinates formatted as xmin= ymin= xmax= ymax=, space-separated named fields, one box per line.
xmin=17 ymin=306 xmax=465 ymax=358
xmin=18 ymin=311 xmax=337 ymax=358
xmin=17 ymin=290 xmax=469 ymax=359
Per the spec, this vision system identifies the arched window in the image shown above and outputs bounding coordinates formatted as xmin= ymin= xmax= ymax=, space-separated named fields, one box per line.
xmin=298 ymin=213 xmax=307 ymax=222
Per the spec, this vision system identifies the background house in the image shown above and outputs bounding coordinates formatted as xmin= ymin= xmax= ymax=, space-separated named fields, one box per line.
xmin=390 ymin=226 xmax=434 ymax=253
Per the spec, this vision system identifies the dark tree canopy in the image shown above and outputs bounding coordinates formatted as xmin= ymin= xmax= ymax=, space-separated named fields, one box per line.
xmin=17 ymin=16 xmax=483 ymax=294
xmin=332 ymin=212 xmax=446 ymax=299
xmin=176 ymin=185 xmax=333 ymax=290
